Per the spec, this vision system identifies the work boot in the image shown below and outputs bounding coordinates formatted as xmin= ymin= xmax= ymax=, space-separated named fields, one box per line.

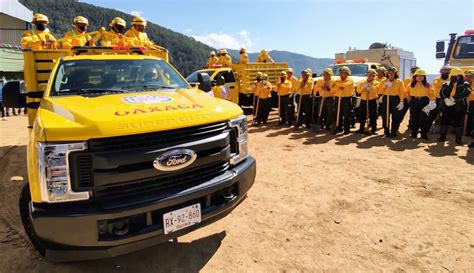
xmin=455 ymin=127 xmax=464 ymax=145
xmin=438 ymin=125 xmax=448 ymax=142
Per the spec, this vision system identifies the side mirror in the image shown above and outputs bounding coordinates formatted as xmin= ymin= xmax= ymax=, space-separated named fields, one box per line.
xmin=436 ymin=40 xmax=445 ymax=53
xmin=197 ymin=73 xmax=212 ymax=92
xmin=436 ymin=52 xmax=446 ymax=59
xmin=215 ymin=75 xmax=225 ymax=86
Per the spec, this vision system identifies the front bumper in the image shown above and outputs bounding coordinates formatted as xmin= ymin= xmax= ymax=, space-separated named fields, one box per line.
xmin=29 ymin=156 xmax=256 ymax=262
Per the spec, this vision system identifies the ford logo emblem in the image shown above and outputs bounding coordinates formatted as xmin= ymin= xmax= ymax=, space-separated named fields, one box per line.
xmin=153 ymin=149 xmax=197 ymax=171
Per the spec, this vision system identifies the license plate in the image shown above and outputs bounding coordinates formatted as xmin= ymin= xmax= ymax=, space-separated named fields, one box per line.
xmin=163 ymin=203 xmax=201 ymax=235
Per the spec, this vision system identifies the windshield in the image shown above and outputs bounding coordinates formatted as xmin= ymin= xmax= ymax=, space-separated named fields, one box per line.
xmin=453 ymin=35 xmax=474 ymax=59
xmin=186 ymin=70 xmax=214 ymax=83
xmin=329 ymin=64 xmax=369 ymax=77
xmin=51 ymin=59 xmax=189 ymax=96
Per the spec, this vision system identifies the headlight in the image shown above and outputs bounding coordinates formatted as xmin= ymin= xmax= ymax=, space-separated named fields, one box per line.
xmin=229 ymin=115 xmax=249 ymax=165
xmin=37 ymin=142 xmax=90 ymax=203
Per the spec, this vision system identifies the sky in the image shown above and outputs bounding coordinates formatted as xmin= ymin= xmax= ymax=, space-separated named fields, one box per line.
xmin=81 ymin=0 xmax=474 ymax=74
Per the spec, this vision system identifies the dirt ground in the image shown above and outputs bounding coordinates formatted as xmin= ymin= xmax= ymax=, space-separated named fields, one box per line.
xmin=0 ymin=114 xmax=473 ymax=272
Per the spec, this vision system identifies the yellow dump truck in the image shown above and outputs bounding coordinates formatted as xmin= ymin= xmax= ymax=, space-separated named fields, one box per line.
xmin=436 ymin=29 xmax=474 ymax=71
xmin=186 ymin=62 xmax=288 ymax=107
xmin=7 ymin=46 xmax=256 ymax=261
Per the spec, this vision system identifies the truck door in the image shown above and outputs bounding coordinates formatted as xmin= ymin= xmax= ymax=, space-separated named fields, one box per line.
xmin=213 ymin=70 xmax=238 ymax=104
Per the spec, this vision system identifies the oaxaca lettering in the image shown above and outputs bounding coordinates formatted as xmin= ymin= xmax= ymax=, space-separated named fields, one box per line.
xmin=114 ymin=104 xmax=204 ymax=116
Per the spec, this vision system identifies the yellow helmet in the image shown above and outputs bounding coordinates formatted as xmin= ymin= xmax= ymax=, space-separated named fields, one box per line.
xmin=323 ymin=68 xmax=334 ymax=76
xmin=240 ymin=48 xmax=246 ymax=53
xmin=210 ymin=51 xmax=216 ymax=56
xmin=449 ymin=67 xmax=465 ymax=77
xmin=109 ymin=17 xmax=126 ymax=28
xmin=303 ymin=68 xmax=312 ymax=75
xmin=280 ymin=71 xmax=287 ymax=76
xmin=261 ymin=49 xmax=267 ymax=54
xmin=73 ymin=16 xmax=89 ymax=26
xmin=256 ymin=72 xmax=263 ymax=78
xmin=414 ymin=69 xmax=427 ymax=76
xmin=387 ymin=66 xmax=398 ymax=73
xmin=221 ymin=49 xmax=228 ymax=54
xmin=286 ymin=68 xmax=294 ymax=73
xmin=132 ymin=16 xmax=147 ymax=26
xmin=339 ymin=66 xmax=351 ymax=75
xmin=367 ymin=69 xmax=377 ymax=76
xmin=376 ymin=66 xmax=387 ymax=72
xmin=262 ymin=74 xmax=269 ymax=80
xmin=32 ymin=13 xmax=49 ymax=24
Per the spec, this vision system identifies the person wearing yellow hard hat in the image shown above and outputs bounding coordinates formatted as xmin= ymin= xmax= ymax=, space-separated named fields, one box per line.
xmin=207 ymin=51 xmax=218 ymax=67
xmin=332 ymin=66 xmax=354 ymax=135
xmin=255 ymin=74 xmax=273 ymax=124
xmin=378 ymin=66 xmax=405 ymax=137
xmin=313 ymin=68 xmax=335 ymax=131
xmin=21 ymin=13 xmax=57 ymax=50
xmin=62 ymin=16 xmax=91 ymax=49
xmin=239 ymin=48 xmax=249 ymax=64
xmin=294 ymin=69 xmax=314 ymax=129
xmin=428 ymin=66 xmax=452 ymax=133
xmin=464 ymin=70 xmax=474 ymax=143
xmin=92 ymin=17 xmax=128 ymax=46
xmin=285 ymin=68 xmax=298 ymax=126
xmin=276 ymin=71 xmax=292 ymax=125
xmin=252 ymin=71 xmax=263 ymax=122
xmin=217 ymin=49 xmax=232 ymax=66
xmin=405 ymin=69 xmax=435 ymax=140
xmin=124 ymin=16 xmax=155 ymax=48
xmin=438 ymin=68 xmax=471 ymax=145
xmin=356 ymin=69 xmax=380 ymax=135
xmin=256 ymin=49 xmax=274 ymax=63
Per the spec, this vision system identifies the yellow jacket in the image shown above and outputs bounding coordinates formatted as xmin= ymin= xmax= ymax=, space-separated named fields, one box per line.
xmin=253 ymin=81 xmax=262 ymax=97
xmin=124 ymin=28 xmax=154 ymax=47
xmin=218 ymin=55 xmax=232 ymax=66
xmin=276 ymin=79 xmax=292 ymax=96
xmin=375 ymin=76 xmax=386 ymax=83
xmin=239 ymin=53 xmax=249 ymax=64
xmin=333 ymin=77 xmax=355 ymax=97
xmin=406 ymin=83 xmax=435 ymax=100
xmin=379 ymin=79 xmax=405 ymax=100
xmin=295 ymin=78 xmax=314 ymax=95
xmin=62 ymin=29 xmax=91 ymax=49
xmin=21 ymin=29 xmax=57 ymax=49
xmin=313 ymin=78 xmax=334 ymax=97
xmin=356 ymin=79 xmax=380 ymax=100
xmin=259 ymin=82 xmax=273 ymax=99
xmin=256 ymin=53 xmax=274 ymax=63
xmin=207 ymin=56 xmax=218 ymax=67
xmin=93 ymin=30 xmax=128 ymax=47
xmin=432 ymin=76 xmax=449 ymax=99
xmin=468 ymin=89 xmax=474 ymax=102
xmin=403 ymin=77 xmax=412 ymax=89
xmin=289 ymin=76 xmax=298 ymax=94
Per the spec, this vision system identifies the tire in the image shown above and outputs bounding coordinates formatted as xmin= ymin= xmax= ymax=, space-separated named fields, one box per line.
xmin=19 ymin=182 xmax=46 ymax=256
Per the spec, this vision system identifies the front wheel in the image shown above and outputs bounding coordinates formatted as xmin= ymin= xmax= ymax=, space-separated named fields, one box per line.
xmin=19 ymin=182 xmax=46 ymax=256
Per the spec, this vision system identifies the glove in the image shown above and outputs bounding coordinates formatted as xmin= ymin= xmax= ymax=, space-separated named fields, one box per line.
xmin=422 ymin=106 xmax=430 ymax=116
xmin=444 ymin=97 xmax=455 ymax=107
xmin=396 ymin=102 xmax=404 ymax=111
xmin=377 ymin=95 xmax=384 ymax=104
xmin=355 ymin=97 xmax=361 ymax=108
xmin=427 ymin=100 xmax=437 ymax=111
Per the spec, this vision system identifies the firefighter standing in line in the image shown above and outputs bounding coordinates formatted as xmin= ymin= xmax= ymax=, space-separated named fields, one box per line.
xmin=124 ymin=16 xmax=155 ymax=48
xmin=401 ymin=66 xmax=421 ymax=130
xmin=21 ymin=13 xmax=57 ymax=50
xmin=256 ymin=74 xmax=273 ymax=124
xmin=379 ymin=67 xmax=405 ymax=137
xmin=62 ymin=16 xmax=91 ymax=49
xmin=294 ymin=69 xmax=314 ymax=129
xmin=207 ymin=51 xmax=218 ymax=67
xmin=333 ymin=66 xmax=355 ymax=135
xmin=276 ymin=71 xmax=293 ymax=125
xmin=252 ymin=72 xmax=263 ymax=123
xmin=375 ymin=67 xmax=387 ymax=83
xmin=313 ymin=68 xmax=335 ymax=131
xmin=287 ymin=68 xmax=298 ymax=126
xmin=92 ymin=17 xmax=128 ymax=46
xmin=429 ymin=66 xmax=451 ymax=132
xmin=356 ymin=69 xmax=380 ymax=135
xmin=465 ymin=70 xmax=474 ymax=139
xmin=405 ymin=69 xmax=435 ymax=140
xmin=239 ymin=48 xmax=249 ymax=64
xmin=256 ymin=49 xmax=274 ymax=63
xmin=438 ymin=68 xmax=471 ymax=145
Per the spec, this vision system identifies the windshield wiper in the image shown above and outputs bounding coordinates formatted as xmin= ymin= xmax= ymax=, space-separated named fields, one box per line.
xmin=121 ymin=85 xmax=177 ymax=91
xmin=57 ymin=88 xmax=129 ymax=96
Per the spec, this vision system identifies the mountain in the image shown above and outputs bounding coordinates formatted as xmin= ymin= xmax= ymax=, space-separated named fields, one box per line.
xmin=20 ymin=0 xmax=213 ymax=76
xmin=227 ymin=49 xmax=334 ymax=75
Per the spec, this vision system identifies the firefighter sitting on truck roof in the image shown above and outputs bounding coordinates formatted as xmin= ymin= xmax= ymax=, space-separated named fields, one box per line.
xmin=91 ymin=17 xmax=128 ymax=47
xmin=239 ymin=48 xmax=249 ymax=64
xmin=21 ymin=13 xmax=57 ymax=50
xmin=62 ymin=16 xmax=91 ymax=49
xmin=207 ymin=51 xmax=218 ymax=67
xmin=217 ymin=49 xmax=232 ymax=66
xmin=256 ymin=49 xmax=274 ymax=63
xmin=124 ymin=16 xmax=155 ymax=48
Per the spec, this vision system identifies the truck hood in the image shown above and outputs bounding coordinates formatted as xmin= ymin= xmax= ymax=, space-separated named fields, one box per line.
xmin=37 ymin=89 xmax=242 ymax=141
